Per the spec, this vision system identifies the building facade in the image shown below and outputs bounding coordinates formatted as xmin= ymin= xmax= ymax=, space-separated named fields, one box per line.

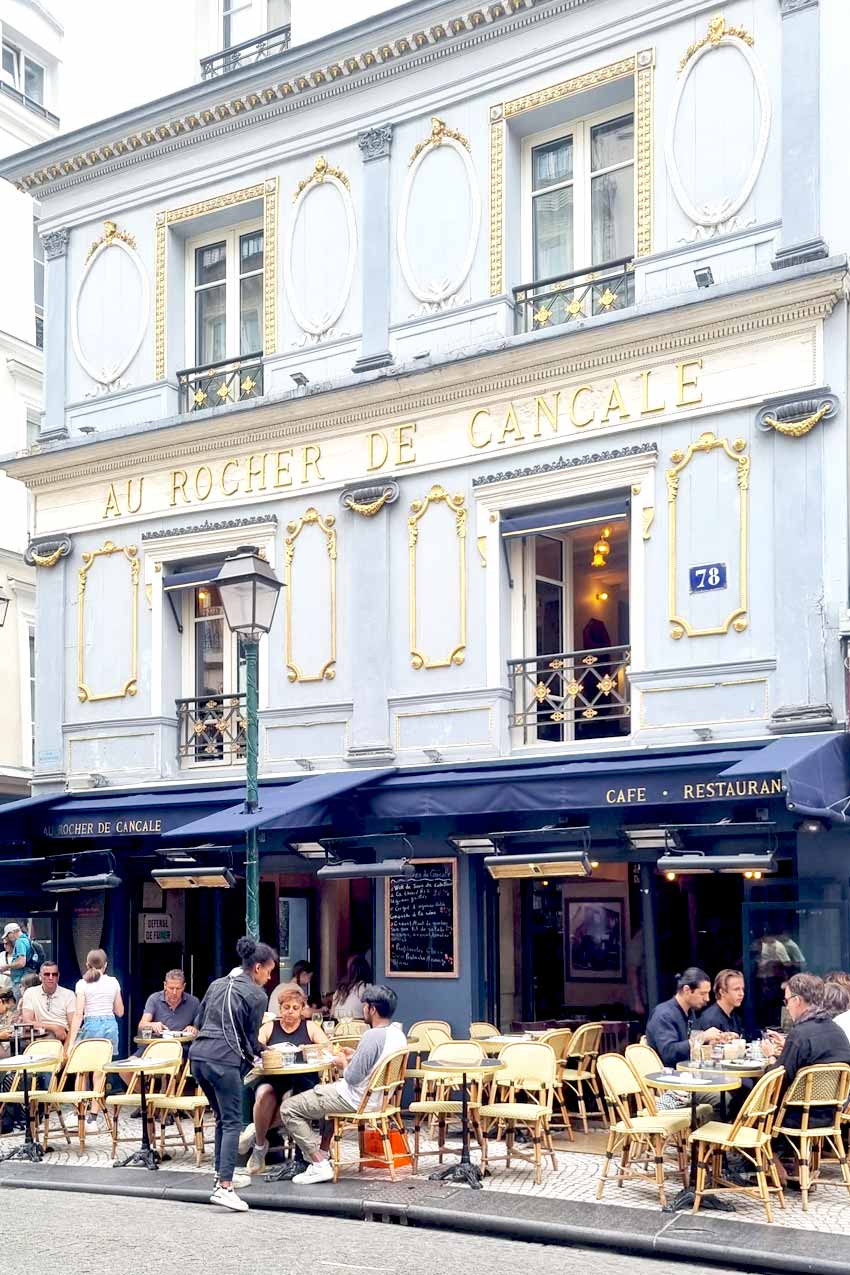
xmin=1 ymin=0 xmax=849 ymax=1039
xmin=0 ymin=0 xmax=64 ymax=801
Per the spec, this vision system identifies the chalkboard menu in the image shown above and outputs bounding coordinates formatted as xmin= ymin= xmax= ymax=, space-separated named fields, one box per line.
xmin=385 ymin=858 xmax=458 ymax=978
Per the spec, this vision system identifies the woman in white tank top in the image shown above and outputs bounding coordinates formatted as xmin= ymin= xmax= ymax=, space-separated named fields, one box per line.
xmin=67 ymin=947 xmax=124 ymax=1055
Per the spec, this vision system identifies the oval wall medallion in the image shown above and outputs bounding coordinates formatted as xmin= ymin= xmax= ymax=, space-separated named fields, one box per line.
xmin=397 ymin=117 xmax=481 ymax=311
xmin=665 ymin=17 xmax=770 ymax=236
xmin=285 ymin=156 xmax=356 ymax=341
xmin=71 ymin=220 xmax=150 ymax=391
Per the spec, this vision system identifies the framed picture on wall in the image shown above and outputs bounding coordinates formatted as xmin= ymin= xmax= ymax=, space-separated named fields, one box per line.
xmin=566 ymin=898 xmax=624 ymax=981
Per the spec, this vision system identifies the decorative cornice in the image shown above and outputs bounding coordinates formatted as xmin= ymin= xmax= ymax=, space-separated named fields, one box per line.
xmin=10 ymin=1 xmax=590 ymax=196
xmin=341 ymin=480 xmax=400 ymax=516
xmin=473 ymin=443 xmax=658 ymax=487
xmin=41 ymin=228 xmax=69 ymax=260
xmin=358 ymin=124 xmax=393 ymax=162
xmin=141 ymin=514 xmax=278 ymax=540
xmin=756 ymin=389 xmax=838 ymax=438
xmin=14 ymin=278 xmax=844 ymax=491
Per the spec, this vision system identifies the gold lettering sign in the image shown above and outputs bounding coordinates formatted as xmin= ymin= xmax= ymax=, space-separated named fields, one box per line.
xmin=96 ymin=359 xmax=703 ymax=522
xmin=603 ymin=777 xmax=783 ymax=804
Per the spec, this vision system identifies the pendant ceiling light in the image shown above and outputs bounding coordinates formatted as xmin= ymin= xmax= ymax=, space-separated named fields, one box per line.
xmin=591 ymin=527 xmax=611 ymax=568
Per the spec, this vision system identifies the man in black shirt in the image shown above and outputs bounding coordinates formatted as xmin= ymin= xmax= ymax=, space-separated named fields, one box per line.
xmin=699 ymin=969 xmax=745 ymax=1036
xmin=768 ymin=973 xmax=850 ymax=1128
xmin=646 ymin=966 xmax=722 ymax=1066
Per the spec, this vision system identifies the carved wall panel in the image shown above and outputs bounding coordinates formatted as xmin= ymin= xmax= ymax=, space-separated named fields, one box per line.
xmin=286 ymin=157 xmax=356 ymax=341
xmin=77 ymin=541 xmax=140 ymax=702
xmin=666 ymin=432 xmax=749 ymax=639
xmin=408 ymin=485 xmax=467 ymax=670
xmin=284 ymin=508 xmax=337 ymax=682
xmin=72 ymin=221 xmax=149 ymax=392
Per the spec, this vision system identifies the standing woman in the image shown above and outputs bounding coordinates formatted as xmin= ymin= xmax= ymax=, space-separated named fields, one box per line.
xmin=66 ymin=948 xmax=124 ymax=1133
xmin=330 ymin=954 xmax=372 ymax=1021
xmin=190 ymin=935 xmax=276 ymax=1212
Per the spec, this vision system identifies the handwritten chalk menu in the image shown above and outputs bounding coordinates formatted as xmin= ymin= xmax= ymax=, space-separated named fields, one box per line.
xmin=385 ymin=858 xmax=459 ymax=978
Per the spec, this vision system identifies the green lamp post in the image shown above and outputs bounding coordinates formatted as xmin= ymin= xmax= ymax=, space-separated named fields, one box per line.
xmin=215 ymin=545 xmax=283 ymax=938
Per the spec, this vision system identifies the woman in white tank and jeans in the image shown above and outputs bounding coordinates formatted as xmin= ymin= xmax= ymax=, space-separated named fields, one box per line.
xmin=66 ymin=947 xmax=124 ymax=1132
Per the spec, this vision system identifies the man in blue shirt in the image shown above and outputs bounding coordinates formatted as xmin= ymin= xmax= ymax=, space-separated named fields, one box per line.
xmin=646 ymin=966 xmax=722 ymax=1066
xmin=0 ymin=923 xmax=31 ymax=1003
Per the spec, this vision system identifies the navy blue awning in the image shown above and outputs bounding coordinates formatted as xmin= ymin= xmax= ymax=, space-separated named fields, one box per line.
xmin=500 ymin=494 xmax=629 ymax=539
xmin=162 ymin=566 xmax=222 ymax=592
xmin=722 ymin=731 xmax=850 ymax=819
xmin=160 ymin=768 xmax=395 ymax=841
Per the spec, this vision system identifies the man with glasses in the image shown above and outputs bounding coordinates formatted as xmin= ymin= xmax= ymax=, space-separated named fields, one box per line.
xmin=20 ymin=961 xmax=76 ymax=1046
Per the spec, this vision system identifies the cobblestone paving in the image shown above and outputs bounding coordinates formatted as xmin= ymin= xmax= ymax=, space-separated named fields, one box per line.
xmin=6 ymin=1113 xmax=850 ymax=1236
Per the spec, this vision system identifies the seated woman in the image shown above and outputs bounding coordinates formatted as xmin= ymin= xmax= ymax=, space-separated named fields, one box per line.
xmin=239 ymin=984 xmax=330 ymax=1175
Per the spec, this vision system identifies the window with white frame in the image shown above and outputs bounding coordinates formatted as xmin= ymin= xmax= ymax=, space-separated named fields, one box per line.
xmin=189 ymin=224 xmax=264 ymax=367
xmin=222 ymin=0 xmax=253 ymax=48
xmin=525 ymin=107 xmax=634 ymax=282
xmin=33 ymin=218 xmax=44 ymax=349
xmin=181 ymin=583 xmax=248 ymax=763
xmin=28 ymin=626 xmax=35 ymax=766
xmin=1 ymin=41 xmax=45 ymax=104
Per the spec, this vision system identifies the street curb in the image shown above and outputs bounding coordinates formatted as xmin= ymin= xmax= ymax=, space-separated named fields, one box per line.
xmin=2 ymin=1166 xmax=849 ymax=1274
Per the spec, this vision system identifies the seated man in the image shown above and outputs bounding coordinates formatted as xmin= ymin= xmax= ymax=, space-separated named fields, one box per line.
xmin=767 ymin=972 xmax=850 ymax=1124
xmin=137 ymin=969 xmax=200 ymax=1044
xmin=239 ymin=983 xmax=331 ymax=1175
xmin=20 ymin=961 xmax=76 ymax=1046
xmin=278 ymin=983 xmax=405 ymax=1185
xmin=646 ymin=966 xmax=722 ymax=1066
xmin=698 ymin=969 xmax=745 ymax=1036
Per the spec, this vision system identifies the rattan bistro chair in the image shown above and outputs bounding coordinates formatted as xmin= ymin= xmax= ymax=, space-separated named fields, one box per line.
xmin=408 ymin=1040 xmax=486 ymax=1172
xmin=148 ymin=1056 xmax=210 ymax=1166
xmin=469 ymin=1022 xmax=499 ymax=1040
xmin=334 ymin=1019 xmax=369 ymax=1039
xmin=328 ymin=1048 xmax=410 ymax=1182
xmin=773 ymin=1063 xmax=850 ymax=1211
xmin=538 ymin=1028 xmax=574 ymax=1138
xmin=35 ymin=1038 xmax=114 ymax=1150
xmin=596 ymin=1053 xmax=690 ymax=1209
xmin=105 ymin=1040 xmax=183 ymax=1159
xmin=689 ymin=1066 xmax=786 ymax=1223
xmin=479 ymin=1042 xmax=558 ymax=1185
xmin=0 ymin=1039 xmax=63 ymax=1132
xmin=405 ymin=1025 xmax=452 ymax=1102
xmin=560 ymin=1022 xmax=604 ymax=1133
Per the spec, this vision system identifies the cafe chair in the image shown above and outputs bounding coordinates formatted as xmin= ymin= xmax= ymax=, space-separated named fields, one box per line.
xmin=105 ymin=1040 xmax=183 ymax=1160
xmin=469 ymin=1022 xmax=499 ymax=1040
xmin=35 ymin=1038 xmax=115 ymax=1151
xmin=773 ymin=1062 xmax=850 ymax=1211
xmin=408 ymin=1040 xmax=486 ymax=1172
xmin=0 ymin=1039 xmax=63 ymax=1132
xmin=688 ymin=1066 xmax=786 ymax=1222
xmin=596 ymin=1053 xmax=690 ymax=1208
xmin=479 ymin=1042 xmax=558 ymax=1185
xmin=148 ymin=1056 xmax=210 ymax=1167
xmin=334 ymin=1019 xmax=369 ymax=1039
xmin=560 ymin=1022 xmax=604 ymax=1134
xmin=538 ymin=1028 xmax=574 ymax=1139
xmin=328 ymin=1048 xmax=410 ymax=1182
xmin=405 ymin=1025 xmax=451 ymax=1103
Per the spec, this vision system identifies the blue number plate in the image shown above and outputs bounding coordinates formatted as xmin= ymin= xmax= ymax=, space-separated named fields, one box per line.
xmin=689 ymin=563 xmax=726 ymax=592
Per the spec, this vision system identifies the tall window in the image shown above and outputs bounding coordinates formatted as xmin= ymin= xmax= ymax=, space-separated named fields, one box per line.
xmin=222 ymin=0 xmax=253 ymax=48
xmin=28 ymin=628 xmax=35 ymax=765
xmin=527 ymin=109 xmax=634 ymax=280
xmin=192 ymin=226 xmax=264 ymax=366
xmin=33 ymin=219 xmax=44 ymax=349
xmin=1 ymin=41 xmax=45 ymax=104
xmin=192 ymin=586 xmax=246 ymax=699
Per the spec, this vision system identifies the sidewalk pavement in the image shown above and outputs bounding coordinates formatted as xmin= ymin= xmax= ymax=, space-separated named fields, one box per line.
xmin=1 ymin=1117 xmax=849 ymax=1274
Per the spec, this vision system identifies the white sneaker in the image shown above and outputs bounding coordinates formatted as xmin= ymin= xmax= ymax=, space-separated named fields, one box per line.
xmin=210 ymin=1185 xmax=249 ymax=1212
xmin=84 ymin=1115 xmax=99 ymax=1134
xmin=237 ymin=1123 xmax=256 ymax=1155
xmin=214 ymin=1171 xmax=252 ymax=1189
xmin=293 ymin=1159 xmax=334 ymax=1185
xmin=246 ymin=1144 xmax=267 ymax=1175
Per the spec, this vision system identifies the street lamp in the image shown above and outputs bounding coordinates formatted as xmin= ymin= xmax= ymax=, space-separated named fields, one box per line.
xmin=216 ymin=545 xmax=283 ymax=938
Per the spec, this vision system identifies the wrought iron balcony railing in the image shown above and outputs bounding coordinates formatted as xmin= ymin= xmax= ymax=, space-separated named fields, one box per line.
xmin=200 ymin=24 xmax=292 ymax=79
xmin=177 ymin=352 xmax=263 ymax=414
xmin=508 ymin=645 xmax=631 ymax=744
xmin=0 ymin=80 xmax=60 ymax=125
xmin=177 ymin=694 xmax=247 ymax=763
xmin=513 ymin=258 xmax=634 ymax=335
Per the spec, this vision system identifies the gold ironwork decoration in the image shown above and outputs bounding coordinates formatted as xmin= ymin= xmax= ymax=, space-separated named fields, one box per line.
xmin=679 ymin=14 xmax=754 ymax=73
xmin=85 ymin=219 xmax=137 ymax=264
xmin=667 ymin=432 xmax=749 ymax=640
xmin=408 ymin=485 xmax=467 ymax=670
xmin=155 ymin=180 xmax=278 ymax=380
xmin=293 ymin=155 xmax=351 ymax=201
xmin=509 ymin=644 xmax=630 ymax=743
xmin=762 ymin=403 xmax=829 ymax=438
xmin=284 ymin=508 xmax=337 ymax=683
xmin=30 ymin=545 xmax=67 ymax=568
xmin=77 ymin=541 xmax=140 ymax=702
xmin=490 ymin=53 xmax=653 ymax=295
xmin=344 ymin=487 xmax=394 ymax=517
xmin=642 ymin=507 xmax=655 ymax=541
xmin=409 ymin=116 xmax=471 ymax=166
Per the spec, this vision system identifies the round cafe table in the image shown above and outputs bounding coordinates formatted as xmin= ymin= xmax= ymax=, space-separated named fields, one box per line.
xmin=644 ymin=1069 xmax=741 ymax=1213
xmin=0 ymin=1042 xmax=61 ymax=1164
xmin=243 ymin=1056 xmax=335 ymax=1182
xmin=133 ymin=1033 xmax=196 ymax=1047
xmin=421 ymin=1057 xmax=504 ymax=1189
xmin=105 ymin=1053 xmax=183 ymax=1170
xmin=480 ymin=1034 xmax=541 ymax=1056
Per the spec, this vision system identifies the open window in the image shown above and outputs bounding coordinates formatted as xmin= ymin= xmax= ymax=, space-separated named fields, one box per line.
xmin=506 ymin=494 xmax=631 ymax=744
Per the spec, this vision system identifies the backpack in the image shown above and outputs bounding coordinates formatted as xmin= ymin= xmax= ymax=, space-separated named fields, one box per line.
xmin=23 ymin=937 xmax=45 ymax=971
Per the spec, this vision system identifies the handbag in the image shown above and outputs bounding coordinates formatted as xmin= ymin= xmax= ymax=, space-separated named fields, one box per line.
xmin=361 ymin=1127 xmax=412 ymax=1169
